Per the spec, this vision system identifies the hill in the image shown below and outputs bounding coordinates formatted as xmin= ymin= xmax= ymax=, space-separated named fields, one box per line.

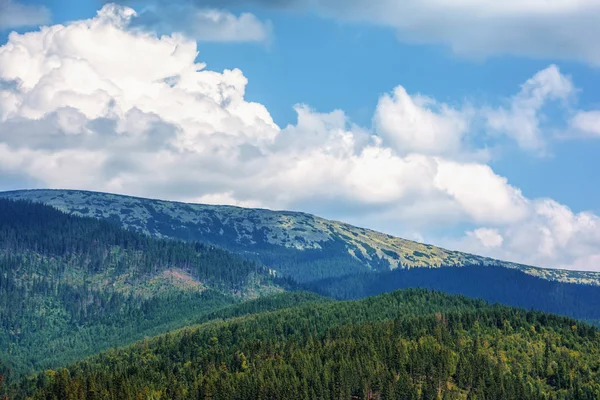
xmin=2 ymin=189 xmax=599 ymax=286
xmin=10 ymin=289 xmax=600 ymax=399
xmin=0 ymin=198 xmax=281 ymax=377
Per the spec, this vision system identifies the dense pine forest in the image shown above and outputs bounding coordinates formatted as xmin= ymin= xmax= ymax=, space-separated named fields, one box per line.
xmin=0 ymin=199 xmax=279 ymax=378
xmin=305 ymin=266 xmax=600 ymax=323
xmin=8 ymin=289 xmax=600 ymax=399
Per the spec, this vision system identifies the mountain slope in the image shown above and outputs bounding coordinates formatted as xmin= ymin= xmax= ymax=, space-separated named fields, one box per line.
xmin=11 ymin=289 xmax=600 ymax=399
xmin=306 ymin=265 xmax=600 ymax=322
xmin=0 ymin=198 xmax=280 ymax=377
xmin=2 ymin=189 xmax=599 ymax=286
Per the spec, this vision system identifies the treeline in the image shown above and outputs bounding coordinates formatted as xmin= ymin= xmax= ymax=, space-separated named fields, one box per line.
xmin=11 ymin=289 xmax=600 ymax=399
xmin=155 ymin=217 xmax=375 ymax=283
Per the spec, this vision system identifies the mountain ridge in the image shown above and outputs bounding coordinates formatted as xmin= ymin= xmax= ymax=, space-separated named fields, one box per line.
xmin=3 ymin=190 xmax=600 ymax=397
xmin=2 ymin=188 xmax=600 ymax=286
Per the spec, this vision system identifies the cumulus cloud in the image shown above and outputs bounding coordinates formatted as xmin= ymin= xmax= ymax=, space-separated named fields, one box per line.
xmin=484 ymin=65 xmax=575 ymax=152
xmin=569 ymin=111 xmax=600 ymax=137
xmin=131 ymin=4 xmax=272 ymax=42
xmin=433 ymin=161 xmax=529 ymax=225
xmin=118 ymin=0 xmax=600 ymax=65
xmin=467 ymin=228 xmax=504 ymax=249
xmin=373 ymin=65 xmax=580 ymax=156
xmin=0 ymin=0 xmax=50 ymax=30
xmin=457 ymin=200 xmax=600 ymax=271
xmin=1 ymin=4 xmax=600 ymax=271
xmin=373 ymin=86 xmax=472 ymax=157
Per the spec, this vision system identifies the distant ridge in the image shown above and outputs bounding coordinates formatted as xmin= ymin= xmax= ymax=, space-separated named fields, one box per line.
xmin=3 ymin=188 xmax=600 ymax=286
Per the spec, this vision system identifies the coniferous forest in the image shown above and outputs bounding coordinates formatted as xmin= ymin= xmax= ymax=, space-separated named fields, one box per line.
xmin=0 ymin=199 xmax=278 ymax=378
xmin=304 ymin=266 xmax=600 ymax=323
xmin=9 ymin=290 xmax=600 ymax=399
xmin=2 ymin=198 xmax=600 ymax=399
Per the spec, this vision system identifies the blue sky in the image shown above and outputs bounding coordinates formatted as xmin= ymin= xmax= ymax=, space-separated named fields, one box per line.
xmin=1 ymin=0 xmax=600 ymax=270
xmin=195 ymin=22 xmax=600 ymax=214
xmin=32 ymin=0 xmax=600 ymax=211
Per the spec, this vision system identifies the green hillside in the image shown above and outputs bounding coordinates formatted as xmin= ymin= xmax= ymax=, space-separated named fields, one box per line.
xmin=10 ymin=289 xmax=600 ymax=399
xmin=0 ymin=199 xmax=281 ymax=377
xmin=3 ymin=195 xmax=600 ymax=399
xmin=2 ymin=189 xmax=599 ymax=286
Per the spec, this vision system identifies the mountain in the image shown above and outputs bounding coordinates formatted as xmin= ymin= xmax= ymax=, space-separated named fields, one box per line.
xmin=4 ymin=189 xmax=600 ymax=327
xmin=2 ymin=189 xmax=600 ymax=287
xmin=9 ymin=289 xmax=600 ymax=399
xmin=3 ymin=191 xmax=600 ymax=399
xmin=0 ymin=198 xmax=280 ymax=378
xmin=307 ymin=265 xmax=600 ymax=322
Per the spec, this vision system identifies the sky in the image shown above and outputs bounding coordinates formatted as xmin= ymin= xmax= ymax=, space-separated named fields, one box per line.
xmin=1 ymin=0 xmax=600 ymax=271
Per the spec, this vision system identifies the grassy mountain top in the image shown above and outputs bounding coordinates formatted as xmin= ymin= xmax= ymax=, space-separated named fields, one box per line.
xmin=3 ymin=189 xmax=600 ymax=286
xmin=11 ymin=289 xmax=600 ymax=399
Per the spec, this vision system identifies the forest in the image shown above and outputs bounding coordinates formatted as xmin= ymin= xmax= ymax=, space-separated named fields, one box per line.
xmin=8 ymin=289 xmax=600 ymax=399
xmin=0 ymin=199 xmax=278 ymax=378
xmin=305 ymin=265 xmax=600 ymax=324
xmin=3 ymin=198 xmax=600 ymax=399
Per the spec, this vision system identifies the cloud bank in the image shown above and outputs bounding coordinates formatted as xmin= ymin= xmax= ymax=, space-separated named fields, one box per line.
xmin=1 ymin=4 xmax=600 ymax=271
xmin=119 ymin=0 xmax=600 ymax=65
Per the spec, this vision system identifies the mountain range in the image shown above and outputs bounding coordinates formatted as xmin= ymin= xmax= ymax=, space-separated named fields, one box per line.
xmin=2 ymin=189 xmax=600 ymax=398
xmin=3 ymin=189 xmax=600 ymax=323
xmin=2 ymin=189 xmax=599 ymax=286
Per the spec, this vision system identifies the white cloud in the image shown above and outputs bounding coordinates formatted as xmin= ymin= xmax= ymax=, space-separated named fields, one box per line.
xmin=0 ymin=0 xmax=50 ymax=30
xmin=132 ymin=4 xmax=272 ymax=43
xmin=467 ymin=228 xmax=504 ymax=249
xmin=456 ymin=200 xmax=600 ymax=271
xmin=484 ymin=65 xmax=574 ymax=152
xmin=374 ymin=65 xmax=580 ymax=156
xmin=1 ymin=4 xmax=600 ymax=272
xmin=189 ymin=9 xmax=271 ymax=42
xmin=304 ymin=0 xmax=600 ymax=66
xmin=570 ymin=111 xmax=600 ymax=137
xmin=109 ymin=0 xmax=600 ymax=63
xmin=373 ymin=86 xmax=472 ymax=156
xmin=434 ymin=160 xmax=529 ymax=225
